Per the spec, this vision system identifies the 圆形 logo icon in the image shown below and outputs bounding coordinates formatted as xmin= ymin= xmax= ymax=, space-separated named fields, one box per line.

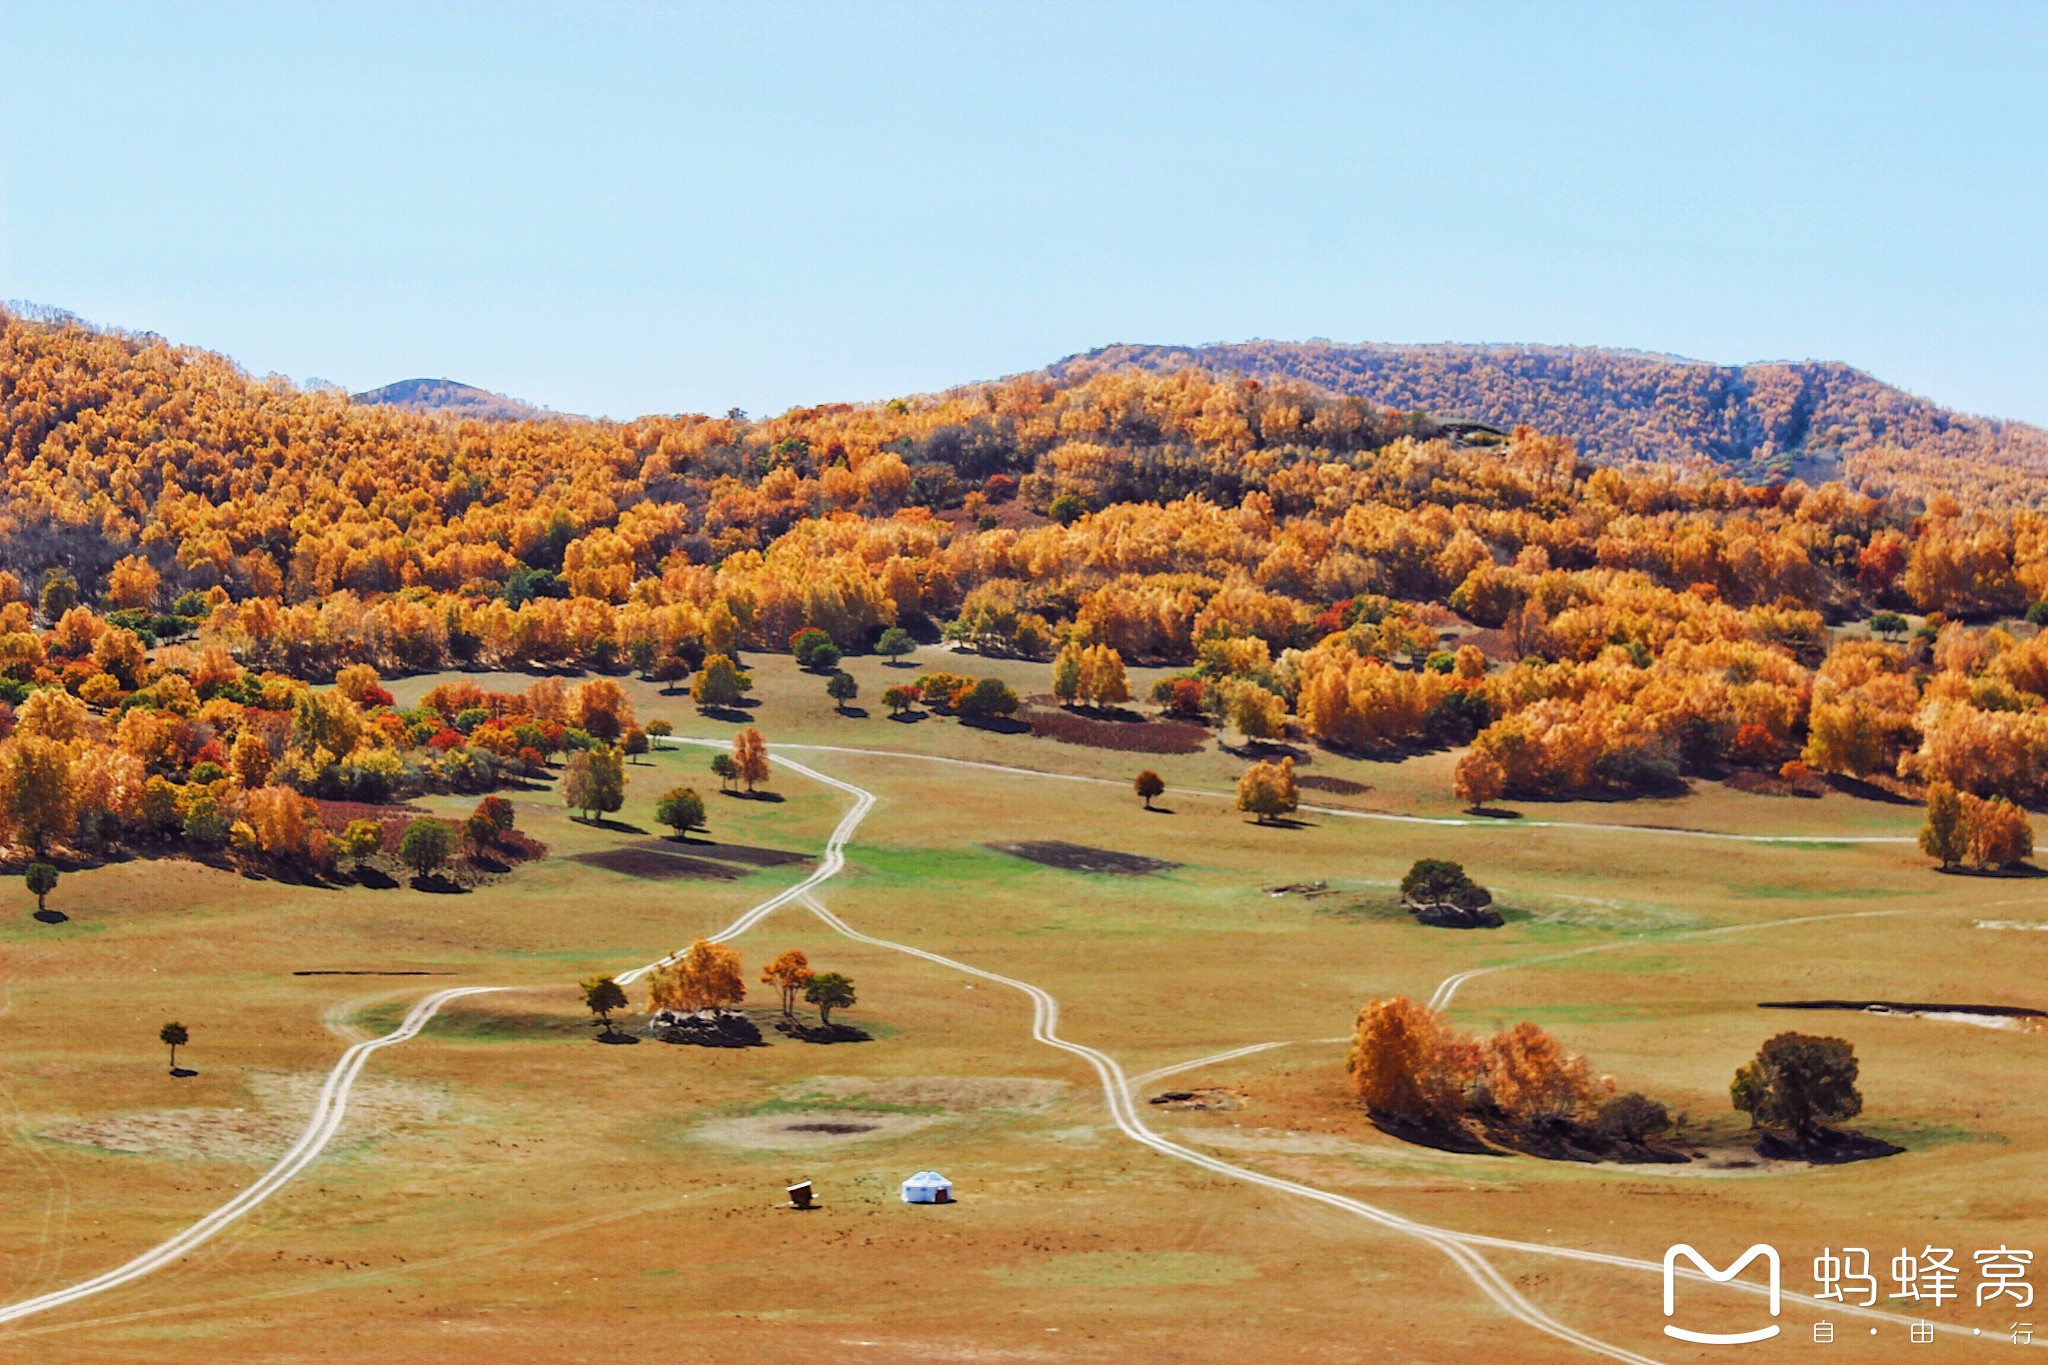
xmin=1663 ymin=1243 xmax=1781 ymax=1344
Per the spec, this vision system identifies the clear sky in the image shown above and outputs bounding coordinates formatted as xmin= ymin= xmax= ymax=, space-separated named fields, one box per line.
xmin=3 ymin=1 xmax=2044 ymax=423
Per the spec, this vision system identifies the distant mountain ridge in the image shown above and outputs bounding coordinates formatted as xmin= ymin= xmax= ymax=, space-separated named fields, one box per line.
xmin=353 ymin=377 xmax=569 ymax=423
xmin=1047 ymin=341 xmax=2048 ymax=477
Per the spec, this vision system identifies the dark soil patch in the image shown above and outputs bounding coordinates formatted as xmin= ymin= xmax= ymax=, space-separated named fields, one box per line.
xmin=1754 ymin=1126 xmax=1904 ymax=1164
xmin=1761 ymin=999 xmax=2046 ymax=1019
xmin=572 ymin=848 xmax=746 ymax=881
xmin=310 ymin=797 xmax=427 ymax=828
xmin=1297 ymin=774 xmax=1371 ymax=796
xmin=1149 ymin=1088 xmax=1239 ymax=1111
xmin=1724 ymin=770 xmax=1825 ymax=799
xmin=1025 ymin=708 xmax=1207 ymax=754
xmin=987 ymin=840 xmax=1177 ymax=876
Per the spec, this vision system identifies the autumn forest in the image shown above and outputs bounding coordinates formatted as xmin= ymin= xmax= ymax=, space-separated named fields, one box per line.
xmin=5 ymin=305 xmax=2048 ymax=869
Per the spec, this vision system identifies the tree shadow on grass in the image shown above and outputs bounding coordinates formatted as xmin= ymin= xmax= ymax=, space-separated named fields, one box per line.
xmin=410 ymin=873 xmax=469 ymax=894
xmin=574 ymin=816 xmax=650 ymax=834
xmin=1221 ymin=738 xmax=1311 ymax=763
xmin=1368 ymin=1113 xmax=1503 ymax=1156
xmin=1250 ymin=816 xmax=1313 ymax=830
xmin=961 ymin=715 xmax=1031 ymax=735
xmin=1935 ymin=861 xmax=2047 ymax=878
xmin=1142 ymin=806 xmax=1176 ymax=816
xmin=886 ymin=710 xmax=928 ymax=724
xmin=696 ymin=705 xmax=755 ymax=724
xmin=32 ymin=908 xmax=68 ymax=924
xmin=719 ymin=790 xmax=786 ymax=803
xmin=594 ymin=1028 xmax=640 ymax=1045
xmin=1823 ymin=773 xmax=1917 ymax=806
xmin=834 ymin=706 xmax=871 ymax=720
xmin=354 ymin=866 xmax=401 ymax=890
xmin=1466 ymin=806 xmax=1523 ymax=819
xmin=169 ymin=1067 xmax=199 ymax=1079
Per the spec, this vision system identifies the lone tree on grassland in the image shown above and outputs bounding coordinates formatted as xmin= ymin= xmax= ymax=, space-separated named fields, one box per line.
xmin=826 ymin=671 xmax=859 ymax=712
xmin=760 ymin=949 xmax=815 ymax=1017
xmin=398 ymin=818 xmax=454 ymax=881
xmin=710 ymin=752 xmax=740 ymax=791
xmin=1400 ymin=859 xmax=1492 ymax=916
xmin=564 ymin=746 xmax=626 ymax=820
xmin=655 ymin=786 xmax=707 ymax=839
xmin=1134 ymin=770 xmax=1165 ymax=810
xmin=159 ymin=1021 xmax=189 ymax=1073
xmin=804 ymin=972 xmax=857 ymax=1026
xmin=731 ymin=728 xmax=771 ymax=792
xmin=1235 ymin=757 xmax=1298 ymax=824
xmin=582 ymin=975 xmax=629 ymax=1039
xmin=1731 ymin=1031 xmax=1863 ymax=1136
xmin=691 ymin=653 xmax=750 ymax=710
xmin=25 ymin=862 xmax=58 ymax=914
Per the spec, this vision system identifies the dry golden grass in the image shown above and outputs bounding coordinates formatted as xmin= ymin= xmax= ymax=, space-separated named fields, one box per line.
xmin=0 ymin=653 xmax=2038 ymax=1361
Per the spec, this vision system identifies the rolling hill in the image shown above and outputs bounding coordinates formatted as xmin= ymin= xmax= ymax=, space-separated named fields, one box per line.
xmin=1047 ymin=341 xmax=2048 ymax=477
xmin=352 ymin=377 xmax=568 ymax=423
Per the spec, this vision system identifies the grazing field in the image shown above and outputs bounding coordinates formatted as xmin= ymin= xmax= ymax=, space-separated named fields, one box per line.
xmin=3 ymin=652 xmax=2041 ymax=1361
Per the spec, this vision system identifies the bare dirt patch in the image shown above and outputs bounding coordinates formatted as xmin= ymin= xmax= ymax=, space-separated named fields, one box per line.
xmin=571 ymin=847 xmax=746 ymax=881
xmin=987 ymin=841 xmax=1177 ymax=876
xmin=1296 ymin=775 xmax=1372 ymax=797
xmin=692 ymin=1110 xmax=936 ymax=1151
xmin=787 ymin=1075 xmax=1067 ymax=1113
xmin=40 ymin=1071 xmax=448 ymax=1164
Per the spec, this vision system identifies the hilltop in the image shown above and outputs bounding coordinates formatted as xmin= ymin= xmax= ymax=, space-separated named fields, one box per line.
xmin=1048 ymin=341 xmax=2048 ymax=478
xmin=352 ymin=377 xmax=568 ymax=423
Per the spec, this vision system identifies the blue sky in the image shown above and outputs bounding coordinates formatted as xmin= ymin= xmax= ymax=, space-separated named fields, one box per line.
xmin=3 ymin=1 xmax=2044 ymax=422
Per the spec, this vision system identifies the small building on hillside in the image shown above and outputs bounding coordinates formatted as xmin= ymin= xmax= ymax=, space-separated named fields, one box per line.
xmin=900 ymin=1171 xmax=953 ymax=1204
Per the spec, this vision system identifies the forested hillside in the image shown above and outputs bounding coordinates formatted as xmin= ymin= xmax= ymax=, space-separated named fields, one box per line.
xmin=354 ymin=377 xmax=561 ymax=423
xmin=1054 ymin=341 xmax=2048 ymax=477
xmin=6 ymin=304 xmax=2048 ymax=873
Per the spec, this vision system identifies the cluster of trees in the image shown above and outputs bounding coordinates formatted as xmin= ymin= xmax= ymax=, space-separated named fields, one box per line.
xmin=1347 ymin=995 xmax=1626 ymax=1134
xmin=641 ymin=940 xmax=857 ymax=1024
xmin=0 ymin=629 xmax=596 ymax=868
xmin=1051 ymin=642 xmax=1131 ymax=707
xmin=19 ymin=309 xmax=2048 ymax=816
xmin=880 ymin=672 xmax=1020 ymax=722
xmin=1919 ymin=780 xmax=2034 ymax=871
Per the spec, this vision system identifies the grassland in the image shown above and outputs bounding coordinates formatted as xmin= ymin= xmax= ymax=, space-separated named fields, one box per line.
xmin=2 ymin=648 xmax=2042 ymax=1361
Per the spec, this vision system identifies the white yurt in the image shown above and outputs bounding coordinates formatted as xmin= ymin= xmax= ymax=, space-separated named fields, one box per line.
xmin=900 ymin=1171 xmax=953 ymax=1204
